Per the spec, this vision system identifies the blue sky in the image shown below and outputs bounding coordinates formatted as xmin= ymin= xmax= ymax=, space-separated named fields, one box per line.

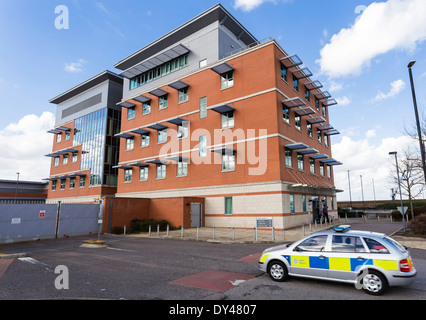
xmin=0 ymin=0 xmax=425 ymax=202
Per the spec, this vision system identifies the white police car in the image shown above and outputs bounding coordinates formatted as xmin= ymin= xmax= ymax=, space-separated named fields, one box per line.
xmin=259 ymin=225 xmax=416 ymax=295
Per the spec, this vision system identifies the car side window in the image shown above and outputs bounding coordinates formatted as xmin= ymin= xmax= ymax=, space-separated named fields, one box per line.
xmin=332 ymin=236 xmax=366 ymax=253
xmin=364 ymin=238 xmax=389 ymax=254
xmin=295 ymin=235 xmax=327 ymax=252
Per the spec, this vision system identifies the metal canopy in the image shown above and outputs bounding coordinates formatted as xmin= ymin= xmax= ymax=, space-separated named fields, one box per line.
xmin=310 ymin=154 xmax=328 ymax=159
xmin=145 ymin=159 xmax=168 ymax=165
xmin=280 ymin=54 xmax=303 ymax=69
xmin=117 ymin=101 xmax=136 ymax=109
xmin=47 ymin=129 xmax=61 ymax=134
xmin=211 ymin=147 xmax=236 ymax=155
xmin=168 ymin=80 xmax=189 ymax=91
xmin=320 ymin=158 xmax=337 ymax=163
xmin=148 ymin=88 xmax=169 ymax=97
xmin=305 ymin=80 xmax=323 ymax=91
xmin=307 ymin=117 xmax=326 ymax=124
xmin=297 ymin=148 xmax=319 ymax=155
xmin=115 ymin=132 xmax=134 ymax=139
xmin=327 ymin=162 xmax=343 ymax=166
xmin=113 ymin=165 xmax=133 ymax=170
xmin=210 ymin=104 xmax=235 ymax=114
xmin=294 ymin=107 xmax=315 ymax=117
xmin=292 ymin=67 xmax=313 ymax=80
xmin=323 ymin=99 xmax=338 ymax=107
xmin=45 ymin=154 xmax=60 ymax=158
xmin=167 ymin=117 xmax=188 ymax=126
xmin=128 ymin=162 xmax=150 ymax=167
xmin=285 ymin=143 xmax=309 ymax=150
xmin=165 ymin=155 xmax=189 ymax=162
xmin=324 ymin=129 xmax=340 ymax=136
xmin=282 ymin=97 xmax=305 ymax=109
xmin=147 ymin=123 xmax=168 ymax=131
xmin=122 ymin=44 xmax=190 ymax=79
xmin=56 ymin=126 xmax=71 ymax=132
xmin=132 ymin=95 xmax=151 ymax=103
xmin=130 ymin=128 xmax=151 ymax=135
xmin=63 ymin=148 xmax=78 ymax=153
xmin=210 ymin=62 xmax=234 ymax=75
xmin=314 ymin=91 xmax=332 ymax=100
xmin=317 ymin=124 xmax=334 ymax=131
xmin=68 ymin=173 xmax=87 ymax=178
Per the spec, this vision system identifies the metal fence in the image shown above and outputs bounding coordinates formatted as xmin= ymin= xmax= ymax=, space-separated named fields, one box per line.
xmin=0 ymin=202 xmax=100 ymax=244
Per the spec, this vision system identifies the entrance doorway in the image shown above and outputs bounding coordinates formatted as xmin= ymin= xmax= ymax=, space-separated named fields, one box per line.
xmin=190 ymin=203 xmax=202 ymax=228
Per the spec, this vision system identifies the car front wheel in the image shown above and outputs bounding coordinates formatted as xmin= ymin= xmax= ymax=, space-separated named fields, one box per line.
xmin=268 ymin=260 xmax=288 ymax=282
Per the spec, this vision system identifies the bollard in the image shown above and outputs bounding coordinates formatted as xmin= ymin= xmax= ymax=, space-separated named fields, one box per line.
xmin=309 ymin=222 xmax=312 ymax=233
xmin=283 ymin=228 xmax=285 ymax=241
xmin=254 ymin=227 xmax=258 ymax=241
xmin=181 ymin=225 xmax=184 ymax=238
xmin=213 ymin=227 xmax=215 ymax=240
xmin=377 ymin=216 xmax=380 ymax=223
xmin=314 ymin=221 xmax=317 ymax=230
xmin=167 ymin=225 xmax=169 ymax=236
xmin=124 ymin=225 xmax=126 ymax=235
xmin=149 ymin=225 xmax=152 ymax=236
xmin=196 ymin=226 xmax=199 ymax=240
xmin=157 ymin=224 xmax=160 ymax=236
xmin=272 ymin=227 xmax=275 ymax=241
xmin=390 ymin=215 xmax=393 ymax=223
xmin=303 ymin=224 xmax=305 ymax=236
xmin=232 ymin=227 xmax=235 ymax=241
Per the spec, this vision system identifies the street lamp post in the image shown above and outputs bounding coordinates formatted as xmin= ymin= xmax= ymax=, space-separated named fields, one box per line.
xmin=407 ymin=61 xmax=426 ymax=185
xmin=347 ymin=170 xmax=352 ymax=208
xmin=389 ymin=151 xmax=407 ymax=232
xmin=14 ymin=172 xmax=20 ymax=204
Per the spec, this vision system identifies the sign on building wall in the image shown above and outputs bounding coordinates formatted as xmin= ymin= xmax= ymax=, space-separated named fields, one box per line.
xmin=256 ymin=217 xmax=273 ymax=228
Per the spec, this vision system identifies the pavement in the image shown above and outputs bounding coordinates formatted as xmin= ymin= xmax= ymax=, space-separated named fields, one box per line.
xmin=0 ymin=219 xmax=425 ymax=259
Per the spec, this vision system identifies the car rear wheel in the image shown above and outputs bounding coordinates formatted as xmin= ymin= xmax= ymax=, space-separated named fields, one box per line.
xmin=268 ymin=260 xmax=288 ymax=282
xmin=361 ymin=270 xmax=388 ymax=295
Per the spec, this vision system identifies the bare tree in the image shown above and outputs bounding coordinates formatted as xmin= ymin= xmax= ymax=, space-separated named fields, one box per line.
xmin=390 ymin=148 xmax=425 ymax=220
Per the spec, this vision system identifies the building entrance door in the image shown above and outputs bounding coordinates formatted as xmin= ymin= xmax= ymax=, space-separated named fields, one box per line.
xmin=190 ymin=203 xmax=202 ymax=228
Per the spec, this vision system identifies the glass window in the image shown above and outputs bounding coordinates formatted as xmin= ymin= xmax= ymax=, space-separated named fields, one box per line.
xmin=293 ymin=77 xmax=299 ymax=92
xmin=126 ymin=138 xmax=134 ymax=151
xmin=280 ymin=63 xmax=287 ymax=82
xmin=295 ymin=115 xmax=301 ymax=131
xmin=158 ymin=129 xmax=167 ymax=144
xmin=51 ymin=180 xmax=57 ymax=191
xmin=178 ymin=88 xmax=188 ymax=103
xmin=80 ymin=176 xmax=86 ymax=188
xmin=307 ymin=123 xmax=312 ymax=138
xmin=141 ymin=134 xmax=150 ymax=147
xmin=283 ymin=106 xmax=290 ymax=124
xmin=63 ymin=154 xmax=68 ymax=165
xmin=222 ymin=154 xmax=235 ymax=171
xmin=140 ymin=167 xmax=148 ymax=181
xmin=54 ymin=157 xmax=59 ymax=167
xmin=364 ymin=238 xmax=389 ymax=254
xmin=225 ymin=197 xmax=233 ymax=215
xmin=296 ymin=235 xmax=327 ymax=252
xmin=200 ymin=97 xmax=207 ymax=119
xmin=305 ymin=88 xmax=310 ymax=101
xmin=298 ymin=154 xmax=304 ymax=171
xmin=332 ymin=236 xmax=366 ymax=253
xmin=159 ymin=96 xmax=168 ymax=110
xmin=65 ymin=130 xmax=71 ymax=141
xmin=302 ymin=195 xmax=306 ymax=213
xmin=72 ymin=152 xmax=78 ymax=163
xmin=221 ymin=111 xmax=234 ymax=129
xmin=128 ymin=107 xmax=135 ymax=120
xmin=310 ymin=158 xmax=315 ymax=174
xmin=322 ymin=105 xmax=327 ymax=117
xmin=156 ymin=164 xmax=166 ymax=179
xmin=199 ymin=135 xmax=207 ymax=158
xmin=315 ymin=98 xmax=320 ymax=111
xmin=324 ymin=135 xmax=329 ymax=148
xmin=143 ymin=102 xmax=151 ymax=115
xmin=290 ymin=194 xmax=295 ymax=214
xmin=70 ymin=178 xmax=75 ymax=189
xmin=320 ymin=163 xmax=324 ymax=176
xmin=285 ymin=150 xmax=292 ymax=168
xmin=317 ymin=130 xmax=322 ymax=144
xmin=56 ymin=133 xmax=62 ymax=143
xmin=327 ymin=165 xmax=331 ymax=178
xmin=177 ymin=121 xmax=189 ymax=139
xmin=199 ymin=59 xmax=207 ymax=68
xmin=177 ymin=161 xmax=188 ymax=177
xmin=221 ymin=71 xmax=234 ymax=89
xmin=60 ymin=179 xmax=66 ymax=190
xmin=124 ymin=169 xmax=132 ymax=182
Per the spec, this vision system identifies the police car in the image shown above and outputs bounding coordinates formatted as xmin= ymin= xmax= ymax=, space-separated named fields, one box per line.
xmin=258 ymin=225 xmax=416 ymax=295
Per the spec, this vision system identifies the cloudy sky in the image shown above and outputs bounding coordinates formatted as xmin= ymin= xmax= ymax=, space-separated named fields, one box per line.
xmin=0 ymin=0 xmax=425 ymax=202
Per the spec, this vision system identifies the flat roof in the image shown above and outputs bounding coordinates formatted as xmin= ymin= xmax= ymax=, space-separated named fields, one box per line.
xmin=114 ymin=4 xmax=258 ymax=71
xmin=49 ymin=70 xmax=123 ymax=105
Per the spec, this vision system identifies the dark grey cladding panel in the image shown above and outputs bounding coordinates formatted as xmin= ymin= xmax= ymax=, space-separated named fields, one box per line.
xmin=61 ymin=93 xmax=102 ymax=119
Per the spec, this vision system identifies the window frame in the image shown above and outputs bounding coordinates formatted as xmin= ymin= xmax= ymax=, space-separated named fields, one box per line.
xmin=221 ymin=71 xmax=234 ymax=90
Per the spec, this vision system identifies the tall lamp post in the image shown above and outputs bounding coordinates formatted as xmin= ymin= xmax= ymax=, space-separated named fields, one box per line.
xmin=407 ymin=61 xmax=426 ymax=185
xmin=389 ymin=151 xmax=406 ymax=232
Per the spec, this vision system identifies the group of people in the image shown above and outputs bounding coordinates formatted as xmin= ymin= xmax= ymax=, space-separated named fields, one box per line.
xmin=315 ymin=200 xmax=329 ymax=224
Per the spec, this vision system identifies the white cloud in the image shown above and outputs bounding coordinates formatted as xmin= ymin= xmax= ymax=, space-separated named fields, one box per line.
xmin=333 ymin=134 xmax=419 ymax=201
xmin=317 ymin=0 xmax=426 ymax=78
xmin=64 ymin=59 xmax=87 ymax=73
xmin=336 ymin=96 xmax=351 ymax=106
xmin=233 ymin=0 xmax=292 ymax=12
xmin=0 ymin=112 xmax=55 ymax=181
xmin=374 ymin=79 xmax=406 ymax=101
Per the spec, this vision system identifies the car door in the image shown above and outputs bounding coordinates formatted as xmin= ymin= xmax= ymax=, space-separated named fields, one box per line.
xmin=327 ymin=235 xmax=368 ymax=281
xmin=288 ymin=235 xmax=329 ymax=278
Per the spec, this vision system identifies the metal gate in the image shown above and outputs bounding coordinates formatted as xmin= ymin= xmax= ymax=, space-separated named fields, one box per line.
xmin=190 ymin=203 xmax=202 ymax=228
xmin=0 ymin=203 xmax=100 ymax=244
